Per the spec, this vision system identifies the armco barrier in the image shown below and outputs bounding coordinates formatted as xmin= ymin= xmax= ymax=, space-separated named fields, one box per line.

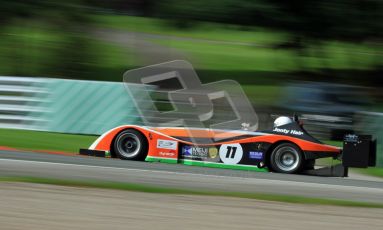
xmin=0 ymin=76 xmax=143 ymax=135
xmin=0 ymin=76 xmax=49 ymax=130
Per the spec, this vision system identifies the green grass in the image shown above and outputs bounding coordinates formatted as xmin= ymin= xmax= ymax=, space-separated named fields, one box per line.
xmin=1 ymin=176 xmax=382 ymax=208
xmin=357 ymin=168 xmax=383 ymax=179
xmin=94 ymin=14 xmax=382 ymax=73
xmin=85 ymin=39 xmax=139 ymax=81
xmin=242 ymin=85 xmax=283 ymax=105
xmin=93 ymin=15 xmax=288 ymax=45
xmin=0 ymin=128 xmax=97 ymax=153
xmin=323 ymin=140 xmax=342 ymax=147
xmin=152 ymin=38 xmax=381 ymax=73
xmin=154 ymin=39 xmax=298 ymax=72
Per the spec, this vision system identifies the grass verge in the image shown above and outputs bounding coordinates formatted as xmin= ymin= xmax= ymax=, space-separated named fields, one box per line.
xmin=0 ymin=128 xmax=97 ymax=153
xmin=357 ymin=168 xmax=383 ymax=179
xmin=1 ymin=176 xmax=382 ymax=208
xmin=93 ymin=15 xmax=288 ymax=45
xmin=94 ymin=14 xmax=382 ymax=80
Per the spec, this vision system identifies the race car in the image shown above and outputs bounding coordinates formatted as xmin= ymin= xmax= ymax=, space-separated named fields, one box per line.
xmin=80 ymin=115 xmax=376 ymax=175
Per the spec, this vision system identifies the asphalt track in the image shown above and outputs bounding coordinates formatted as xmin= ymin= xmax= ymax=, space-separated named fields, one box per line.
xmin=1 ymin=150 xmax=383 ymax=203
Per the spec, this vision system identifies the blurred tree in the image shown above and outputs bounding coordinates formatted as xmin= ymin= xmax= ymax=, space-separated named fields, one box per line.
xmin=155 ymin=0 xmax=383 ymax=42
xmin=155 ymin=0 xmax=271 ymax=27
xmin=1 ymin=0 xmax=381 ymax=84
xmin=86 ymin=0 xmax=155 ymax=16
xmin=259 ymin=0 xmax=383 ymax=73
xmin=267 ymin=0 xmax=382 ymax=42
xmin=0 ymin=0 xmax=93 ymax=78
xmin=155 ymin=0 xmax=382 ymax=76
xmin=0 ymin=0 xmax=33 ymax=24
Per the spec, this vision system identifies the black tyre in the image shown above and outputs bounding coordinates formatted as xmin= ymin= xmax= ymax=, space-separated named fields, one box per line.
xmin=113 ymin=129 xmax=148 ymax=160
xmin=269 ymin=143 xmax=303 ymax=174
xmin=303 ymin=159 xmax=316 ymax=170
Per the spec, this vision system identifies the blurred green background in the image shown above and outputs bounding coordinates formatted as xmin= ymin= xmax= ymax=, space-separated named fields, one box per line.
xmin=0 ymin=0 xmax=381 ymax=97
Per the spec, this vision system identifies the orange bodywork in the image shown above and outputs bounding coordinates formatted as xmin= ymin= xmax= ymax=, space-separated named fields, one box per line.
xmin=90 ymin=125 xmax=341 ymax=160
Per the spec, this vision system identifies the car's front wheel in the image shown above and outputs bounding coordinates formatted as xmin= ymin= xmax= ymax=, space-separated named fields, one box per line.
xmin=269 ymin=143 xmax=303 ymax=174
xmin=113 ymin=129 xmax=148 ymax=160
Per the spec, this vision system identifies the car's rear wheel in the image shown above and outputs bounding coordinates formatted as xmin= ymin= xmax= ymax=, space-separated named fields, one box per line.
xmin=113 ymin=129 xmax=148 ymax=160
xmin=269 ymin=143 xmax=303 ymax=174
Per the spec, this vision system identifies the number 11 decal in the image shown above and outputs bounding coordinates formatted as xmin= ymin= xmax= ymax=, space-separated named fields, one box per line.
xmin=219 ymin=144 xmax=243 ymax=165
xmin=225 ymin=146 xmax=237 ymax=159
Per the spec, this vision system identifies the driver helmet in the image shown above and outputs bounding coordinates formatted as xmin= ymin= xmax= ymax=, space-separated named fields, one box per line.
xmin=274 ymin=116 xmax=293 ymax=127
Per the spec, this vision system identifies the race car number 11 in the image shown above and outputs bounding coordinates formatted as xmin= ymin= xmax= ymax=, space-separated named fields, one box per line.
xmin=219 ymin=144 xmax=243 ymax=165
xmin=225 ymin=146 xmax=237 ymax=158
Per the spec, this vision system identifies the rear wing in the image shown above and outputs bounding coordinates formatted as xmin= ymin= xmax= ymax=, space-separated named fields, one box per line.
xmin=342 ymin=134 xmax=376 ymax=168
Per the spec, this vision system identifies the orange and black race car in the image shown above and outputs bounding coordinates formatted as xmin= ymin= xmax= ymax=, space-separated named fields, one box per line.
xmin=80 ymin=115 xmax=376 ymax=176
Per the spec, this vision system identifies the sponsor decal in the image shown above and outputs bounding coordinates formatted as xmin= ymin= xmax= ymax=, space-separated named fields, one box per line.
xmin=182 ymin=146 xmax=208 ymax=158
xmin=208 ymin=147 xmax=218 ymax=159
xmin=157 ymin=139 xmax=177 ymax=150
xmin=273 ymin=128 xmax=303 ymax=136
xmin=219 ymin=143 xmax=243 ymax=165
xmin=344 ymin=134 xmax=358 ymax=142
xmin=159 ymin=151 xmax=175 ymax=157
xmin=182 ymin=146 xmax=192 ymax=156
xmin=249 ymin=151 xmax=263 ymax=160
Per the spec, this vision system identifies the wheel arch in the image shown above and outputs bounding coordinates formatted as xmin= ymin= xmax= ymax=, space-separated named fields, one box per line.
xmin=110 ymin=127 xmax=149 ymax=158
xmin=265 ymin=140 xmax=305 ymax=169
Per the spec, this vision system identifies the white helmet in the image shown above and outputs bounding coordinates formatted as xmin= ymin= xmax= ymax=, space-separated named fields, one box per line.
xmin=274 ymin=116 xmax=292 ymax=127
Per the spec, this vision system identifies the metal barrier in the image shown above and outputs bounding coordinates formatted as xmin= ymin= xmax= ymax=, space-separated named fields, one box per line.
xmin=0 ymin=76 xmax=141 ymax=135
xmin=0 ymin=76 xmax=49 ymax=130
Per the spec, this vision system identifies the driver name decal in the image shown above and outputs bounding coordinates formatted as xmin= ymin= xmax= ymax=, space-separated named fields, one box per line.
xmin=273 ymin=128 xmax=303 ymax=136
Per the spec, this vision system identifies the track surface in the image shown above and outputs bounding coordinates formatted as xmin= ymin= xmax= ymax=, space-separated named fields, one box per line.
xmin=1 ymin=150 xmax=383 ymax=203
xmin=2 ymin=183 xmax=383 ymax=230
